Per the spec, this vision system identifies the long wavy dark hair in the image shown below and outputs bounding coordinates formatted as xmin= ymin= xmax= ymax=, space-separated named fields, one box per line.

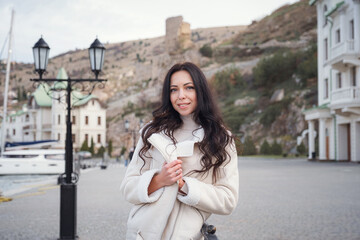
xmin=139 ymin=62 xmax=233 ymax=182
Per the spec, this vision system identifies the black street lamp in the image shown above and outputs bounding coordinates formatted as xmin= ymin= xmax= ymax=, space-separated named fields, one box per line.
xmin=31 ymin=36 xmax=107 ymax=240
xmin=124 ymin=119 xmax=143 ymax=150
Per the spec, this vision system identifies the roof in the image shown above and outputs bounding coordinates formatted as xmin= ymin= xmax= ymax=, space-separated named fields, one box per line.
xmin=8 ymin=110 xmax=25 ymax=119
xmin=32 ymin=83 xmax=52 ymax=107
xmin=53 ymin=67 xmax=68 ymax=90
xmin=326 ymin=1 xmax=345 ymax=17
xmin=309 ymin=0 xmax=317 ymax=6
xmin=31 ymin=68 xmax=99 ymax=108
xmin=72 ymin=91 xmax=98 ymax=107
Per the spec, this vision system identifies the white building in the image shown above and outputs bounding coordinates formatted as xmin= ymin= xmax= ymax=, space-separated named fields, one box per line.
xmin=5 ymin=68 xmax=106 ymax=151
xmin=305 ymin=0 xmax=360 ymax=161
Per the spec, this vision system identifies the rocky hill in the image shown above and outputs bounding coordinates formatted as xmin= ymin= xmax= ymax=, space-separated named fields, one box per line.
xmin=0 ymin=0 xmax=317 ymax=155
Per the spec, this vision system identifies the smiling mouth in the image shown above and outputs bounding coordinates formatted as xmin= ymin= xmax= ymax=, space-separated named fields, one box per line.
xmin=178 ymin=103 xmax=190 ymax=109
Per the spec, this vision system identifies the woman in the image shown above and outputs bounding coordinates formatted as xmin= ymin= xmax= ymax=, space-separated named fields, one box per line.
xmin=120 ymin=62 xmax=239 ymax=240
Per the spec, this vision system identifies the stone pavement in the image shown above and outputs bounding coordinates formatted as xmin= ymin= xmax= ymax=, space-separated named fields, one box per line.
xmin=0 ymin=158 xmax=359 ymax=240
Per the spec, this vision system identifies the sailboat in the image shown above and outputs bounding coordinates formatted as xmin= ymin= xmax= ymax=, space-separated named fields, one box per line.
xmin=0 ymin=9 xmax=14 ymax=155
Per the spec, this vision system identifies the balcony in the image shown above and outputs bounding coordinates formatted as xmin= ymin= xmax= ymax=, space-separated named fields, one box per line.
xmin=42 ymin=124 xmax=52 ymax=132
xmin=331 ymin=87 xmax=360 ymax=112
xmin=328 ymin=40 xmax=359 ymax=71
xmin=331 ymin=40 xmax=354 ymax=59
xmin=23 ymin=124 xmax=36 ymax=132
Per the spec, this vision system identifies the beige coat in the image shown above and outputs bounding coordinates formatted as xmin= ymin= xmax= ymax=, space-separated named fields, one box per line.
xmin=120 ymin=124 xmax=239 ymax=240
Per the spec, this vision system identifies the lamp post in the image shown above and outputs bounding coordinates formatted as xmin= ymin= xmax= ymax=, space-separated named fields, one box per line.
xmin=124 ymin=119 xmax=143 ymax=150
xmin=30 ymin=37 xmax=106 ymax=240
xmin=124 ymin=119 xmax=136 ymax=150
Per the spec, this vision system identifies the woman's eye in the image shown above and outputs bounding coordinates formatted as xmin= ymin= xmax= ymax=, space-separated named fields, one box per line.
xmin=170 ymin=88 xmax=177 ymax=92
xmin=186 ymin=86 xmax=194 ymax=90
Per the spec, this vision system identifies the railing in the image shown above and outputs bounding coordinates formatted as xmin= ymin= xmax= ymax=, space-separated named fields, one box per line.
xmin=331 ymin=40 xmax=355 ymax=60
xmin=42 ymin=124 xmax=52 ymax=130
xmin=332 ymin=86 xmax=360 ymax=104
xmin=23 ymin=124 xmax=36 ymax=131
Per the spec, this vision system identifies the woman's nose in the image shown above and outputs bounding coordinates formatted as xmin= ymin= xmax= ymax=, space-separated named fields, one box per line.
xmin=178 ymin=89 xmax=185 ymax=99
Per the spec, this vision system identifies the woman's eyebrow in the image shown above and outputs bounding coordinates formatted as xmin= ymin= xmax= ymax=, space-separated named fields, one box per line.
xmin=183 ymin=82 xmax=193 ymax=86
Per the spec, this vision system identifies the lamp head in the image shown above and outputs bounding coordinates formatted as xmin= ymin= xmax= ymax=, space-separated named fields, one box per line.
xmin=89 ymin=38 xmax=106 ymax=79
xmin=33 ymin=37 xmax=50 ymax=78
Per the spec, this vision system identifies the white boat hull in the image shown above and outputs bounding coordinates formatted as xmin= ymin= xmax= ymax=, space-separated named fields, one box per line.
xmin=0 ymin=150 xmax=65 ymax=175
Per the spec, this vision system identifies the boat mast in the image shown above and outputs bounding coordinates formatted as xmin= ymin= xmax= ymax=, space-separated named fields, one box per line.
xmin=1 ymin=9 xmax=15 ymax=156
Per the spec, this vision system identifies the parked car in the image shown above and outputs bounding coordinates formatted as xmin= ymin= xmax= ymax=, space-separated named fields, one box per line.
xmin=76 ymin=151 xmax=92 ymax=159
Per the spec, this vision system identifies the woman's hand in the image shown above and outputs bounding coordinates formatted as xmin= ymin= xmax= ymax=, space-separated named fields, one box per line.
xmin=148 ymin=159 xmax=183 ymax=195
xmin=158 ymin=159 xmax=183 ymax=185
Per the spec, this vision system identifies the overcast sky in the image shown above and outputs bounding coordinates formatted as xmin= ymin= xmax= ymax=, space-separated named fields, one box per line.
xmin=0 ymin=0 xmax=299 ymax=63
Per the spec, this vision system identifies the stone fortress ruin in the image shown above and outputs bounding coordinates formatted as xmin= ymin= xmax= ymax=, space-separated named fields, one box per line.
xmin=165 ymin=16 xmax=193 ymax=54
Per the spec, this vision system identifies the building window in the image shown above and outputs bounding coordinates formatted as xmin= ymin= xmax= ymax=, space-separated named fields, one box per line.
xmin=13 ymin=129 xmax=16 ymax=135
xmin=351 ymin=67 xmax=357 ymax=86
xmin=58 ymin=133 xmax=60 ymax=141
xmin=335 ymin=29 xmax=341 ymax=44
xmin=97 ymin=134 xmax=101 ymax=143
xmin=98 ymin=116 xmax=101 ymax=125
xmin=324 ymin=38 xmax=328 ymax=60
xmin=92 ymin=100 xmax=95 ymax=106
xmin=323 ymin=5 xmax=328 ymax=26
xmin=72 ymin=116 xmax=76 ymax=125
xmin=72 ymin=134 xmax=76 ymax=143
xmin=85 ymin=116 xmax=89 ymax=125
xmin=25 ymin=114 xmax=29 ymax=122
xmin=85 ymin=134 xmax=89 ymax=144
xmin=350 ymin=20 xmax=354 ymax=40
xmin=25 ymin=132 xmax=29 ymax=135
xmin=324 ymin=78 xmax=329 ymax=99
xmin=336 ymin=72 xmax=342 ymax=88
xmin=58 ymin=114 xmax=61 ymax=125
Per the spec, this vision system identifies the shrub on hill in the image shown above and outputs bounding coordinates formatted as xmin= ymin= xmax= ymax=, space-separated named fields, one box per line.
xmin=296 ymin=43 xmax=317 ymax=84
xmin=212 ymin=67 xmax=245 ymax=97
xmin=199 ymin=44 xmax=213 ymax=58
xmin=253 ymin=50 xmax=297 ymax=89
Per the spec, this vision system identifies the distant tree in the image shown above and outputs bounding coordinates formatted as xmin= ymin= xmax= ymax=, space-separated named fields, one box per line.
xmin=80 ymin=139 xmax=89 ymax=152
xmin=17 ymin=87 xmax=22 ymax=100
xmin=243 ymin=136 xmax=257 ymax=155
xmin=108 ymin=139 xmax=113 ymax=157
xmin=235 ymin=138 xmax=244 ymax=156
xmin=97 ymin=145 xmax=105 ymax=157
xmin=296 ymin=142 xmax=306 ymax=155
xmin=270 ymin=140 xmax=282 ymax=155
xmin=22 ymin=87 xmax=27 ymax=100
xmin=120 ymin=146 xmax=127 ymax=156
xmin=260 ymin=140 xmax=271 ymax=155
xmin=89 ymin=138 xmax=95 ymax=155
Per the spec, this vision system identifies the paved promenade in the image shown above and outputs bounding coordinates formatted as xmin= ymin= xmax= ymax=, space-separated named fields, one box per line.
xmin=0 ymin=158 xmax=359 ymax=240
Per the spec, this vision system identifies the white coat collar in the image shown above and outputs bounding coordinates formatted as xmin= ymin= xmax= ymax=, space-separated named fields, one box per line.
xmin=148 ymin=126 xmax=204 ymax=163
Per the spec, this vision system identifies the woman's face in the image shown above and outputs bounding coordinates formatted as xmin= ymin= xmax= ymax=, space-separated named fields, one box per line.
xmin=170 ymin=70 xmax=198 ymax=116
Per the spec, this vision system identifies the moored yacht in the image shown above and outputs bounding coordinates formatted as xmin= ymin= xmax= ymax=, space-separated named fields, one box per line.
xmin=0 ymin=149 xmax=65 ymax=175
